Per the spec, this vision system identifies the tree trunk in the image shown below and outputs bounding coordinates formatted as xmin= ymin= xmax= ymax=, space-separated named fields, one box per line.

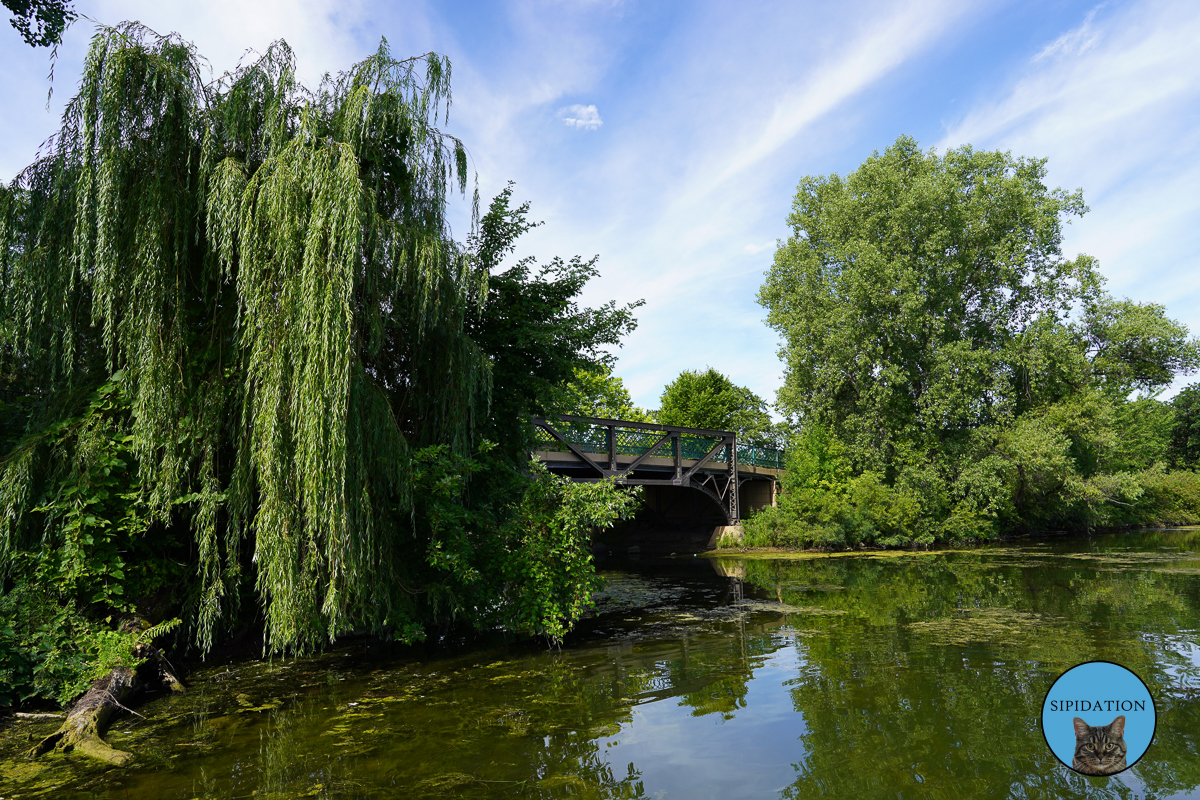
xmin=28 ymin=643 xmax=186 ymax=766
xmin=28 ymin=666 xmax=141 ymax=765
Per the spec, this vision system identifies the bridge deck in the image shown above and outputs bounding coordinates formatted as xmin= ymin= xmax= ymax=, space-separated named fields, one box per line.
xmin=532 ymin=417 xmax=784 ymax=471
xmin=533 ymin=449 xmax=783 ymax=478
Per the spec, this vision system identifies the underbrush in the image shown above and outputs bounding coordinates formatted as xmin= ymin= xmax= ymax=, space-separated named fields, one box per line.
xmin=739 ymin=467 xmax=1200 ymax=551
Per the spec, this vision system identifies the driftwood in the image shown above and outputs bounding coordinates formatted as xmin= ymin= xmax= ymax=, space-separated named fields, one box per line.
xmin=28 ymin=630 xmax=186 ymax=766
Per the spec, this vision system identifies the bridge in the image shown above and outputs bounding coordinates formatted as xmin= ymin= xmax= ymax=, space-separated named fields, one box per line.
xmin=531 ymin=414 xmax=784 ymax=525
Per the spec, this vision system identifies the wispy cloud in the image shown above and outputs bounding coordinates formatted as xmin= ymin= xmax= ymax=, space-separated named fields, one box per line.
xmin=431 ymin=1 xmax=979 ymax=407
xmin=561 ymin=103 xmax=603 ymax=129
xmin=714 ymin=0 xmax=969 ymax=187
xmin=1033 ymin=5 xmax=1103 ymax=62
xmin=941 ymin=0 xmax=1200 ymax=393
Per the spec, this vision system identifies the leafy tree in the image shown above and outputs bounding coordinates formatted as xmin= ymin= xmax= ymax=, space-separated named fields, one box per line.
xmin=1169 ymin=386 xmax=1200 ymax=468
xmin=757 ymin=135 xmax=1200 ymax=543
xmin=0 ymin=25 xmax=489 ymax=656
xmin=561 ymin=364 xmax=650 ymax=422
xmin=0 ymin=25 xmax=637 ymax=703
xmin=465 ymin=184 xmax=643 ymax=462
xmin=760 ymin=135 xmax=1099 ymax=473
xmin=3 ymin=0 xmax=73 ymax=46
xmin=1082 ymin=295 xmax=1199 ymax=395
xmin=657 ymin=368 xmax=779 ymax=445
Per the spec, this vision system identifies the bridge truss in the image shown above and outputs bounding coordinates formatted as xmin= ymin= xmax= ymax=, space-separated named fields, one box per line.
xmin=531 ymin=414 xmax=783 ymax=524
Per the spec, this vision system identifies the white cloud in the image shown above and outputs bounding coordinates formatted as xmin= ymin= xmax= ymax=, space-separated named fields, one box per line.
xmin=941 ymin=0 xmax=1200 ymax=396
xmin=561 ymin=103 xmax=603 ymax=130
xmin=713 ymin=0 xmax=969 ymax=187
xmin=744 ymin=242 xmax=775 ymax=254
xmin=1033 ymin=5 xmax=1103 ymax=62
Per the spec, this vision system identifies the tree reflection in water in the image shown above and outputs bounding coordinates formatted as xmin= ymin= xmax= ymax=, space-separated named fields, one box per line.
xmin=733 ymin=532 xmax=1200 ymax=799
xmin=6 ymin=532 xmax=1200 ymax=799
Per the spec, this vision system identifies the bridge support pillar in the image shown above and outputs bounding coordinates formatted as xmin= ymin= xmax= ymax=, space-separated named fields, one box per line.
xmin=707 ymin=525 xmax=744 ymax=549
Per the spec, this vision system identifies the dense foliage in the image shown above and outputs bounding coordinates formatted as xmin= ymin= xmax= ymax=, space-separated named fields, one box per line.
xmin=3 ymin=0 xmax=74 ymax=47
xmin=751 ymin=136 xmax=1200 ymax=547
xmin=0 ymin=26 xmax=638 ymax=706
xmin=562 ymin=364 xmax=651 ymax=422
xmin=657 ymin=368 xmax=780 ymax=445
xmin=465 ymin=184 xmax=642 ymax=459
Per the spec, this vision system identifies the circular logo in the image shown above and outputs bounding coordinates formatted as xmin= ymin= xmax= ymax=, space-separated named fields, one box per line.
xmin=1041 ymin=661 xmax=1156 ymax=776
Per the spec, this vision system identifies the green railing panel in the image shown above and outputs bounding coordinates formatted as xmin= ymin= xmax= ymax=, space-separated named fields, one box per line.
xmin=614 ymin=428 xmax=668 ymax=456
xmin=679 ymin=435 xmax=722 ymax=461
xmin=532 ymin=422 xmax=784 ymax=470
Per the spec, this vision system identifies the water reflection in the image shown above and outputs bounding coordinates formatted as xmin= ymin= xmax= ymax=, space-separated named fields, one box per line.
xmin=6 ymin=531 xmax=1200 ymax=799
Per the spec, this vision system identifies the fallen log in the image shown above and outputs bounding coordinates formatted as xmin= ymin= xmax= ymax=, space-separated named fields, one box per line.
xmin=28 ymin=623 xmax=186 ymax=766
xmin=28 ymin=665 xmax=141 ymax=765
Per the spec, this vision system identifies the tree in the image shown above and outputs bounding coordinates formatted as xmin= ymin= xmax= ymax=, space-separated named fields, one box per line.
xmin=0 ymin=25 xmax=490 ymax=657
xmin=1082 ymin=295 xmax=1200 ymax=396
xmin=0 ymin=23 xmax=637 ymax=704
xmin=3 ymin=0 xmax=73 ymax=46
xmin=562 ymin=364 xmax=650 ymax=422
xmin=657 ymin=368 xmax=778 ymax=445
xmin=464 ymin=184 xmax=643 ymax=461
xmin=1169 ymin=386 xmax=1200 ymax=468
xmin=757 ymin=135 xmax=1200 ymax=543
xmin=760 ymin=136 xmax=1099 ymax=474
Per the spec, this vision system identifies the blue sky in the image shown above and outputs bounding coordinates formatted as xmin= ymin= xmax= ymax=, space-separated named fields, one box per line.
xmin=3 ymin=0 xmax=1199 ymax=410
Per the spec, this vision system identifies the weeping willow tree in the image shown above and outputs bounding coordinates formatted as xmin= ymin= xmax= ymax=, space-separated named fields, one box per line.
xmin=0 ymin=23 xmax=631 ymax=678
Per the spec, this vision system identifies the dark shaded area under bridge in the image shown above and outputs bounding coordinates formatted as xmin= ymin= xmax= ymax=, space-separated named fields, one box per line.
xmin=532 ymin=415 xmax=784 ymax=552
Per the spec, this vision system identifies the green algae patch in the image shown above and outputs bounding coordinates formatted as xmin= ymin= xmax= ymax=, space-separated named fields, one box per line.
xmin=704 ymin=548 xmax=858 ymax=560
xmin=540 ymin=773 xmax=588 ymax=790
xmin=705 ymin=547 xmax=1013 ymax=562
xmin=1055 ymin=551 xmax=1200 ymax=569
xmin=418 ymin=772 xmax=478 ymax=790
xmin=778 ymin=584 xmax=844 ymax=592
xmin=736 ymin=600 xmax=847 ymax=616
xmin=1 ymin=757 xmax=53 ymax=785
xmin=590 ymin=573 xmax=689 ymax=614
xmin=906 ymin=608 xmax=1051 ymax=647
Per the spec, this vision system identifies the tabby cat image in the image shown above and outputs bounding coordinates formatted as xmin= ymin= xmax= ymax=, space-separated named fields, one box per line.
xmin=1072 ymin=715 xmax=1128 ymax=775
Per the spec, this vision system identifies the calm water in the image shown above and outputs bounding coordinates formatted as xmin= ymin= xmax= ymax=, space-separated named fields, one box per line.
xmin=6 ymin=530 xmax=1200 ymax=799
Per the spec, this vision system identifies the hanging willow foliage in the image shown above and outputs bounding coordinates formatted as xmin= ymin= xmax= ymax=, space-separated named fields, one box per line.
xmin=0 ymin=23 xmax=492 ymax=654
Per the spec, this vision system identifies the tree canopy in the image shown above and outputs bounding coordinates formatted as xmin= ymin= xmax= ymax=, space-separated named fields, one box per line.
xmin=657 ymin=368 xmax=778 ymax=445
xmin=3 ymin=0 xmax=74 ymax=46
xmin=464 ymin=184 xmax=642 ymax=460
xmin=562 ymin=364 xmax=651 ymax=422
xmin=0 ymin=24 xmax=638 ymax=700
xmin=752 ymin=135 xmax=1200 ymax=545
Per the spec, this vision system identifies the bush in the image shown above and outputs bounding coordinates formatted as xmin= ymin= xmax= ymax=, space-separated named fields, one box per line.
xmin=0 ymin=582 xmax=167 ymax=708
xmin=741 ymin=472 xmax=928 ymax=549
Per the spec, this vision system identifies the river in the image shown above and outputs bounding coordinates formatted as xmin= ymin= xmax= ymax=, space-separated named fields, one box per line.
xmin=5 ymin=529 xmax=1200 ymax=798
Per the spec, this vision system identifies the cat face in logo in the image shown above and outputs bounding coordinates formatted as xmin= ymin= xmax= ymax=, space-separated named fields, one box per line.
xmin=1072 ymin=715 xmax=1127 ymax=775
